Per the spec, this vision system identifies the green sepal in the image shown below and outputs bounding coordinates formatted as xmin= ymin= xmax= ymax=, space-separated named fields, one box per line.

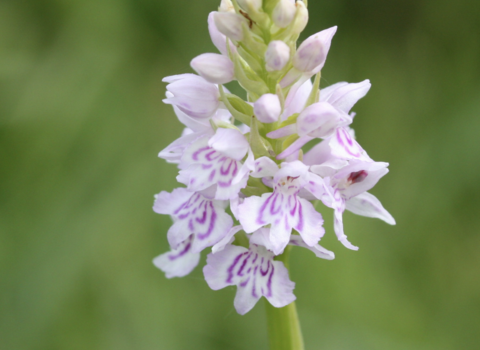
xmin=232 ymin=230 xmax=250 ymax=249
xmin=233 ymin=52 xmax=270 ymax=97
xmin=219 ymin=85 xmax=252 ymax=126
xmin=304 ymin=71 xmax=321 ymax=107
xmin=238 ymin=46 xmax=263 ymax=74
xmin=216 ymin=120 xmax=242 ymax=130
xmin=240 ymin=22 xmax=267 ymax=55
xmin=226 ymin=93 xmax=254 ymax=116
xmin=263 ymin=0 xmax=280 ymax=14
xmin=249 ymin=117 xmax=275 ymax=158
xmin=209 ymin=118 xmax=218 ymax=132
xmin=282 ymin=134 xmax=299 ymax=150
xmin=241 ymin=177 xmax=272 ymax=197
xmin=278 ymin=113 xmax=299 ymax=128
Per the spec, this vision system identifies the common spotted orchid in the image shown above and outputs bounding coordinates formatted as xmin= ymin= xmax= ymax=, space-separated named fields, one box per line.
xmin=152 ymin=0 xmax=395 ymax=347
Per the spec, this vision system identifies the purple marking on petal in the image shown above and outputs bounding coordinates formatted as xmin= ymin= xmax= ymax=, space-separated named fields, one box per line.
xmin=220 ymin=159 xmax=233 ymax=175
xmin=252 ymin=253 xmax=258 ymax=264
xmin=257 ymin=193 xmax=274 ymax=225
xmin=289 ymin=196 xmax=298 ymax=216
xmin=252 ymin=265 xmax=259 ymax=298
xmin=188 ymin=218 xmax=194 ymax=231
xmin=197 ymin=202 xmax=217 ymax=240
xmin=232 ymin=161 xmax=238 ymax=177
xmin=237 ymin=252 xmax=252 ymax=276
xmin=192 ymin=146 xmax=210 ymax=161
xmin=270 ymin=193 xmax=283 ymax=215
xmin=178 ymin=213 xmax=190 ymax=220
xmin=226 ymin=252 xmax=247 ymax=283
xmin=202 ymin=164 xmax=213 ymax=169
xmin=195 ymin=208 xmax=207 ymax=224
xmin=260 ymin=260 xmax=270 ymax=276
xmin=240 ymin=277 xmax=250 ymax=287
xmin=205 ymin=150 xmax=219 ymax=161
xmin=266 ymin=265 xmax=274 ymax=297
xmin=296 ymin=201 xmax=304 ymax=231
xmin=336 ymin=129 xmax=361 ymax=157
xmin=218 ymin=179 xmax=232 ymax=187
xmin=168 ymin=241 xmax=192 ymax=261
xmin=209 ymin=169 xmax=216 ymax=181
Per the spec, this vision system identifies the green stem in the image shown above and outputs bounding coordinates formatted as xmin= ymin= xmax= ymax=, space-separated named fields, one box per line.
xmin=265 ymin=246 xmax=305 ymax=350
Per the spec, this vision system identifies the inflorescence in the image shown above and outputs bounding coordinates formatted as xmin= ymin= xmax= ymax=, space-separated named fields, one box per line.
xmin=153 ymin=0 xmax=395 ymax=315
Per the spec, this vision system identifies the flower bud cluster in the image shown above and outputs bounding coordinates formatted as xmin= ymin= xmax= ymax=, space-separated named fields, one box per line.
xmin=153 ymin=0 xmax=395 ymax=315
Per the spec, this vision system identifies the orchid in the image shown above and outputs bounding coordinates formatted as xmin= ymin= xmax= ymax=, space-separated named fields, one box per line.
xmin=152 ymin=1 xmax=395 ymax=349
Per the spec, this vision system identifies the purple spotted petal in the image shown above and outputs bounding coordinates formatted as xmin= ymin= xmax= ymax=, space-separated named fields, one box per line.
xmin=178 ymin=137 xmax=249 ymax=200
xmin=250 ymin=156 xmax=280 ymax=178
xmin=329 ymin=127 xmax=372 ymax=161
xmin=345 ymin=192 xmax=395 ymax=225
xmin=238 ymin=192 xmax=324 ymax=255
xmin=154 ymin=188 xmax=233 ymax=252
xmin=153 ymin=235 xmax=200 ymax=278
xmin=158 ymin=129 xmax=210 ymax=164
xmin=331 ymin=160 xmax=389 ymax=200
xmin=203 ymin=244 xmax=296 ymax=315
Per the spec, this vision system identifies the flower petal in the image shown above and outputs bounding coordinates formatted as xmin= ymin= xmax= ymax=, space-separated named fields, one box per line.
xmin=208 ymin=128 xmax=249 ymax=161
xmin=289 ymin=235 xmax=334 ymax=260
xmin=333 ymin=205 xmax=359 ymax=251
xmin=153 ymin=235 xmax=200 ymax=278
xmin=212 ymin=225 xmax=243 ymax=253
xmin=294 ymin=198 xmax=325 ymax=246
xmin=345 ymin=192 xmax=396 ymax=225
xmin=320 ymin=80 xmax=371 ymax=114
xmin=203 ymin=244 xmax=296 ymax=315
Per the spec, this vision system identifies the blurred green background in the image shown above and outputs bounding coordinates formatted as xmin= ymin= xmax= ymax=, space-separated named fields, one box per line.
xmin=1 ymin=0 xmax=480 ymax=349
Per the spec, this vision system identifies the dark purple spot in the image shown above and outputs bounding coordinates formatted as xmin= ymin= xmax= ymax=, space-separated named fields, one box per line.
xmin=348 ymin=170 xmax=368 ymax=184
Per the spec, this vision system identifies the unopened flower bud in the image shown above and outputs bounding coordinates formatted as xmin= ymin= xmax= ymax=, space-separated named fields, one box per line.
xmin=254 ymin=93 xmax=281 ymax=123
xmin=191 ymin=53 xmax=234 ymax=84
xmin=272 ymin=0 xmax=296 ymax=28
xmin=293 ymin=26 xmax=337 ymax=73
xmin=291 ymin=1 xmax=308 ymax=35
xmin=265 ymin=40 xmax=290 ymax=71
xmin=219 ymin=0 xmax=235 ymax=13
xmin=163 ymin=74 xmax=220 ymax=119
xmin=214 ymin=12 xmax=245 ymax=42
xmin=237 ymin=0 xmax=262 ymax=11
